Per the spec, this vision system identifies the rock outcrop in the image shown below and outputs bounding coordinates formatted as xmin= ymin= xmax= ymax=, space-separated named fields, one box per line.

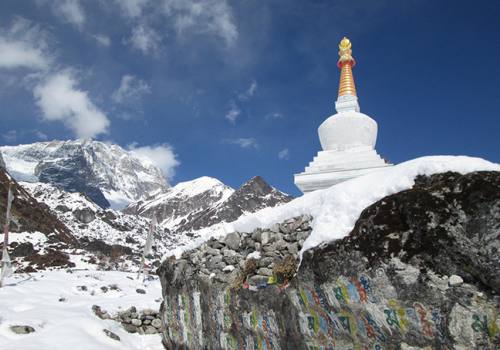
xmin=0 ymin=169 xmax=74 ymax=243
xmin=158 ymin=171 xmax=500 ymax=349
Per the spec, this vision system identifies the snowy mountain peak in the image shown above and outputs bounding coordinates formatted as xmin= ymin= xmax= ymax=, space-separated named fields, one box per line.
xmin=124 ymin=176 xmax=234 ymax=230
xmin=0 ymin=140 xmax=168 ymax=209
xmin=170 ymin=176 xmax=230 ymax=198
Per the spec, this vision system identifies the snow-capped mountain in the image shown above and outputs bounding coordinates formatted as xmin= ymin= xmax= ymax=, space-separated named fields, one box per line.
xmin=0 ymin=140 xmax=168 ymax=209
xmin=124 ymin=176 xmax=234 ymax=232
xmin=125 ymin=175 xmax=293 ymax=234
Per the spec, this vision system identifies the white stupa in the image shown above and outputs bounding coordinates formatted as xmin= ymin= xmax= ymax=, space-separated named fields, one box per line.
xmin=295 ymin=37 xmax=392 ymax=193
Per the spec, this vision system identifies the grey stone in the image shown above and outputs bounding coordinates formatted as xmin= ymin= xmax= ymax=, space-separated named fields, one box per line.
xmin=269 ymin=223 xmax=280 ymax=233
xmin=222 ymin=249 xmax=237 ymax=257
xmin=136 ymin=288 xmax=146 ymax=294
xmin=274 ymin=239 xmax=288 ymax=251
xmin=297 ymin=231 xmax=310 ymax=241
xmin=257 ymin=268 xmax=273 ymax=276
xmin=224 ymin=232 xmax=241 ymax=250
xmin=10 ymin=325 xmax=35 ymax=334
xmin=449 ymin=274 xmax=464 ymax=286
xmin=261 ymin=231 xmax=271 ymax=246
xmin=152 ymin=318 xmax=162 ymax=328
xmin=287 ymin=242 xmax=299 ymax=255
xmin=206 ymin=247 xmax=220 ymax=256
xmin=258 ymin=257 xmax=274 ymax=268
xmin=92 ymin=305 xmax=110 ymax=319
xmin=251 ymin=230 xmax=262 ymax=242
xmin=143 ymin=309 xmax=155 ymax=316
xmin=103 ymin=329 xmax=120 ymax=341
xmin=131 ymin=318 xmax=142 ymax=326
xmin=144 ymin=326 xmax=158 ymax=334
xmin=122 ymin=324 xmax=138 ymax=333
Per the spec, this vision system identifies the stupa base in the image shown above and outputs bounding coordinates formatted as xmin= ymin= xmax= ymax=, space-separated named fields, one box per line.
xmin=294 ymin=147 xmax=392 ymax=193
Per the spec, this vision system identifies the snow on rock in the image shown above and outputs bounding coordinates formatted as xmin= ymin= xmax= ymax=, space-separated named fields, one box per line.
xmin=0 ymin=269 xmax=163 ymax=350
xmin=0 ymin=140 xmax=168 ymax=209
xmin=230 ymin=156 xmax=500 ymax=255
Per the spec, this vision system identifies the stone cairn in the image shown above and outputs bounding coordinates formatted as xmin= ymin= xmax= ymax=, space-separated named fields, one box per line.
xmin=172 ymin=214 xmax=312 ymax=290
xmin=92 ymin=305 xmax=163 ymax=335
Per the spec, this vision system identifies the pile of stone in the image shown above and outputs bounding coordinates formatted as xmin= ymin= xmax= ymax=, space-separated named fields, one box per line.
xmin=92 ymin=305 xmax=162 ymax=335
xmin=174 ymin=215 xmax=312 ymax=288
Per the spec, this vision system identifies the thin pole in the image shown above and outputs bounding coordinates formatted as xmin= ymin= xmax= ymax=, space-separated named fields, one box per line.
xmin=1 ymin=184 xmax=14 ymax=288
xmin=137 ymin=216 xmax=156 ymax=281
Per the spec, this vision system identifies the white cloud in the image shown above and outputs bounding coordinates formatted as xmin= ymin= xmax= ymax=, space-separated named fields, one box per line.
xmin=265 ymin=112 xmax=284 ymax=120
xmin=37 ymin=0 xmax=86 ymax=29
xmin=114 ymin=0 xmax=150 ymax=18
xmin=57 ymin=0 xmax=85 ymax=29
xmin=34 ymin=130 xmax=49 ymax=140
xmin=128 ymin=25 xmax=161 ymax=54
xmin=92 ymin=34 xmax=111 ymax=47
xmin=33 ymin=71 xmax=110 ymax=138
xmin=162 ymin=0 xmax=238 ymax=45
xmin=127 ymin=143 xmax=180 ymax=180
xmin=225 ymin=138 xmax=259 ymax=149
xmin=2 ymin=130 xmax=18 ymax=143
xmin=225 ymin=101 xmax=240 ymax=124
xmin=238 ymin=80 xmax=257 ymax=100
xmin=112 ymin=74 xmax=151 ymax=104
xmin=278 ymin=148 xmax=290 ymax=160
xmin=2 ymin=129 xmax=48 ymax=143
xmin=0 ymin=17 xmax=51 ymax=70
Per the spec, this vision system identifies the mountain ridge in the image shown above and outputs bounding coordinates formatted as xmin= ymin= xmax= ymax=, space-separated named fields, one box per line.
xmin=0 ymin=140 xmax=168 ymax=209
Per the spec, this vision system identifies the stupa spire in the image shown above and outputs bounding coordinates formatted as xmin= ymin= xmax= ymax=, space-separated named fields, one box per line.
xmin=337 ymin=37 xmax=357 ymax=97
xmin=335 ymin=37 xmax=360 ymax=113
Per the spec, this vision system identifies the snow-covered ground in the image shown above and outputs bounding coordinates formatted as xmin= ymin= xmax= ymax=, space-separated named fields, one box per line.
xmin=0 ymin=269 xmax=163 ymax=350
xmin=165 ymin=156 xmax=500 ymax=259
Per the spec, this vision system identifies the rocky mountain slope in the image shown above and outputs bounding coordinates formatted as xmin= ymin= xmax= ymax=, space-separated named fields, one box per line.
xmin=158 ymin=170 xmax=500 ymax=349
xmin=1 ymin=173 xmax=292 ymax=273
xmin=0 ymin=140 xmax=168 ymax=209
xmin=0 ymin=167 xmax=78 ymax=271
xmin=126 ymin=176 xmax=292 ymax=236
xmin=124 ymin=177 xmax=234 ymax=233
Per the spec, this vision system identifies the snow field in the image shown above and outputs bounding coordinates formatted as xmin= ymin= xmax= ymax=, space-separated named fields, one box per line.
xmin=0 ymin=269 xmax=163 ymax=350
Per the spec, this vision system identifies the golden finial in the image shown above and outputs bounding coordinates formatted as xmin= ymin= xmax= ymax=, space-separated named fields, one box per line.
xmin=337 ymin=37 xmax=357 ymax=97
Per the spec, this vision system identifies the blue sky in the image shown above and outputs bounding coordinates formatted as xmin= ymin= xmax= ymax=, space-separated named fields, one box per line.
xmin=0 ymin=0 xmax=499 ymax=196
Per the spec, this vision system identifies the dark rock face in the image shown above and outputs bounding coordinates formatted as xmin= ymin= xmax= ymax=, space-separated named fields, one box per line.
xmin=158 ymin=171 xmax=500 ymax=349
xmin=79 ymin=237 xmax=133 ymax=257
xmin=181 ymin=176 xmax=293 ymax=232
xmin=37 ymin=155 xmax=110 ymax=208
xmin=0 ymin=169 xmax=75 ymax=244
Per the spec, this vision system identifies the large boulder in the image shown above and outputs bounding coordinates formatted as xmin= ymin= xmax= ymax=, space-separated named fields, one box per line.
xmin=158 ymin=171 xmax=500 ymax=349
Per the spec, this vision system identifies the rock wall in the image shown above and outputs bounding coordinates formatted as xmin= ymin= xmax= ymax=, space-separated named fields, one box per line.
xmin=158 ymin=171 xmax=500 ymax=349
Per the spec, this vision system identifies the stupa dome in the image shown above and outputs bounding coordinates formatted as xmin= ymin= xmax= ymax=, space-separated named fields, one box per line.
xmin=318 ymin=111 xmax=378 ymax=151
